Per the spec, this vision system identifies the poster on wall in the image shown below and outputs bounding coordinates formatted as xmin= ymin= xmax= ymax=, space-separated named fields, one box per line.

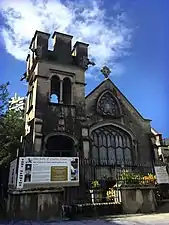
xmin=154 ymin=166 xmax=169 ymax=184
xmin=16 ymin=157 xmax=79 ymax=189
xmin=8 ymin=159 xmax=17 ymax=188
xmin=16 ymin=157 xmax=26 ymax=189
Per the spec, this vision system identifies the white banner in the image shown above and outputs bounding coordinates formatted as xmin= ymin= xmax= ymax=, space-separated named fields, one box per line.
xmin=16 ymin=157 xmax=79 ymax=189
xmin=155 ymin=166 xmax=169 ymax=184
xmin=8 ymin=159 xmax=17 ymax=187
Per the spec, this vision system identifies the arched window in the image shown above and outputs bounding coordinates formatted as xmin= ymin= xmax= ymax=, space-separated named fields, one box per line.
xmin=91 ymin=125 xmax=133 ymax=165
xmin=97 ymin=91 xmax=120 ymax=117
xmin=50 ymin=94 xmax=59 ymax=103
xmin=63 ymin=77 xmax=71 ymax=105
xmin=50 ymin=76 xmax=60 ymax=103
xmin=45 ymin=135 xmax=74 ymax=157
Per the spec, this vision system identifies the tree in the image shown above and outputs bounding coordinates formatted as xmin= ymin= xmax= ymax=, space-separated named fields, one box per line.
xmin=0 ymin=83 xmax=24 ymax=166
xmin=0 ymin=82 xmax=9 ymax=116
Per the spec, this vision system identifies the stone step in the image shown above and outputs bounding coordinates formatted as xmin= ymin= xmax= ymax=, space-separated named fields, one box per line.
xmin=156 ymin=200 xmax=169 ymax=213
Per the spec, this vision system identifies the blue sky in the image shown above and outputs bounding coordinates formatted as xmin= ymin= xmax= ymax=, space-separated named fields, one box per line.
xmin=0 ymin=0 xmax=168 ymax=137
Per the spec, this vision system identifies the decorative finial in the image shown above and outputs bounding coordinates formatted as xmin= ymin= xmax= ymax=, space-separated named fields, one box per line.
xmin=101 ymin=66 xmax=111 ymax=79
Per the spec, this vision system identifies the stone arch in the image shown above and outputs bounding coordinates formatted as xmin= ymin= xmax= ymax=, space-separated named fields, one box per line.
xmin=89 ymin=121 xmax=135 ymax=140
xmin=44 ymin=132 xmax=78 ymax=157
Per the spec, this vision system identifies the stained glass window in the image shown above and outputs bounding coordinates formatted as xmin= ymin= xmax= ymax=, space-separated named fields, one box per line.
xmin=97 ymin=92 xmax=120 ymax=116
xmin=91 ymin=125 xmax=133 ymax=165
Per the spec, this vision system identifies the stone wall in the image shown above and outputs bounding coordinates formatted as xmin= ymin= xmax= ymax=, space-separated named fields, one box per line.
xmin=121 ymin=187 xmax=156 ymax=214
xmin=7 ymin=188 xmax=64 ymax=220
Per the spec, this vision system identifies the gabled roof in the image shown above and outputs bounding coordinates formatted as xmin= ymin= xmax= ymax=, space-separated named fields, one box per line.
xmin=85 ymin=78 xmax=151 ymax=121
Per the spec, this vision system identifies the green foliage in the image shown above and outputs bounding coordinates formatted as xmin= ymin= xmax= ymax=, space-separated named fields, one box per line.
xmin=120 ymin=170 xmax=143 ymax=185
xmin=0 ymin=82 xmax=10 ymax=116
xmin=0 ymin=83 xmax=24 ymax=166
xmin=106 ymin=187 xmax=116 ymax=202
xmin=120 ymin=170 xmax=156 ymax=186
xmin=91 ymin=180 xmax=100 ymax=189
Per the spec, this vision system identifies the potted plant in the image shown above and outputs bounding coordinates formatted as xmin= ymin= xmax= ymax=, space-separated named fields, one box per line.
xmin=141 ymin=173 xmax=156 ymax=185
xmin=106 ymin=187 xmax=116 ymax=202
xmin=120 ymin=170 xmax=143 ymax=186
xmin=91 ymin=180 xmax=100 ymax=189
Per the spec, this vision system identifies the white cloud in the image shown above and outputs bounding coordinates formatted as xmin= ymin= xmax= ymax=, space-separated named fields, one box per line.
xmin=0 ymin=0 xmax=133 ymax=77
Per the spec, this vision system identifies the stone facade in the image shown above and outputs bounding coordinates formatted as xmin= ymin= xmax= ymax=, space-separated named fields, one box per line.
xmin=85 ymin=79 xmax=153 ymax=165
xmin=8 ymin=30 xmax=155 ymax=220
xmin=23 ymin=30 xmax=153 ymax=165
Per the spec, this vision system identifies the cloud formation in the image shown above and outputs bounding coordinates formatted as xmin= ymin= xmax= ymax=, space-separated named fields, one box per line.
xmin=0 ymin=0 xmax=133 ymax=76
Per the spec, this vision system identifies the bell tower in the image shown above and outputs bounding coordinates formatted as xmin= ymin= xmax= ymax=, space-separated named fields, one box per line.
xmin=23 ymin=30 xmax=94 ymax=157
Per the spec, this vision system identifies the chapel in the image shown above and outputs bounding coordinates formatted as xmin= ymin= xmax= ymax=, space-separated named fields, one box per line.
xmin=22 ymin=30 xmax=154 ymax=199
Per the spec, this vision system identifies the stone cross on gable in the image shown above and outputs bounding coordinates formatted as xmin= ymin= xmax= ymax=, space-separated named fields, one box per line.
xmin=100 ymin=66 xmax=111 ymax=79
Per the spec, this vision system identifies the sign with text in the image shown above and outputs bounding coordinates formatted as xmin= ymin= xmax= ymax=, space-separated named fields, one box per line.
xmin=155 ymin=166 xmax=169 ymax=184
xmin=51 ymin=166 xmax=68 ymax=181
xmin=16 ymin=157 xmax=79 ymax=189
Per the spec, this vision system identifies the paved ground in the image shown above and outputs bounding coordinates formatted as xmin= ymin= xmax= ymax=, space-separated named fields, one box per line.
xmin=1 ymin=213 xmax=169 ymax=224
xmin=106 ymin=213 xmax=169 ymax=224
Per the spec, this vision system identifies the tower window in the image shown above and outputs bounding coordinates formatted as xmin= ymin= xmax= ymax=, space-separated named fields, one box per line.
xmin=29 ymin=90 xmax=33 ymax=109
xmin=50 ymin=94 xmax=59 ymax=103
xmin=63 ymin=77 xmax=71 ymax=105
xmin=50 ymin=76 xmax=60 ymax=104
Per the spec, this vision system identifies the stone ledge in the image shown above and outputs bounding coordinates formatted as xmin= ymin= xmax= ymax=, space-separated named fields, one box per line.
xmin=8 ymin=187 xmax=64 ymax=195
xmin=120 ymin=186 xmax=156 ymax=190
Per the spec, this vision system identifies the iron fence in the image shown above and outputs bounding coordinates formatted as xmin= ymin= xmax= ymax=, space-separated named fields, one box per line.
xmin=64 ymin=159 xmax=155 ymax=206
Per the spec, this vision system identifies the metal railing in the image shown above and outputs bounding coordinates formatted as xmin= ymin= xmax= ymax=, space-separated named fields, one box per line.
xmin=64 ymin=159 xmax=155 ymax=206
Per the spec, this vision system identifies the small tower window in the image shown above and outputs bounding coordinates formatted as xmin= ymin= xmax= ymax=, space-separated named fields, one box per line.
xmin=63 ymin=77 xmax=71 ymax=105
xmin=28 ymin=89 xmax=33 ymax=109
xmin=50 ymin=76 xmax=60 ymax=104
xmin=50 ymin=94 xmax=59 ymax=103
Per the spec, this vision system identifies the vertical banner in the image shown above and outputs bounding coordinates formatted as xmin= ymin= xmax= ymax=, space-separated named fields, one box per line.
xmin=16 ymin=157 xmax=25 ymax=189
xmin=24 ymin=157 xmax=33 ymax=183
xmin=8 ymin=159 xmax=17 ymax=187
xmin=70 ymin=157 xmax=79 ymax=181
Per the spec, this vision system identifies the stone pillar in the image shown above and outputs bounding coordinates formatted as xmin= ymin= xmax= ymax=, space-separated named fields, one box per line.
xmin=34 ymin=134 xmax=43 ymax=156
xmin=71 ymin=82 xmax=73 ymax=105
xmin=34 ymin=118 xmax=43 ymax=156
xmin=60 ymin=80 xmax=63 ymax=104
xmin=82 ymin=128 xmax=90 ymax=159
xmin=83 ymin=141 xmax=90 ymax=159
